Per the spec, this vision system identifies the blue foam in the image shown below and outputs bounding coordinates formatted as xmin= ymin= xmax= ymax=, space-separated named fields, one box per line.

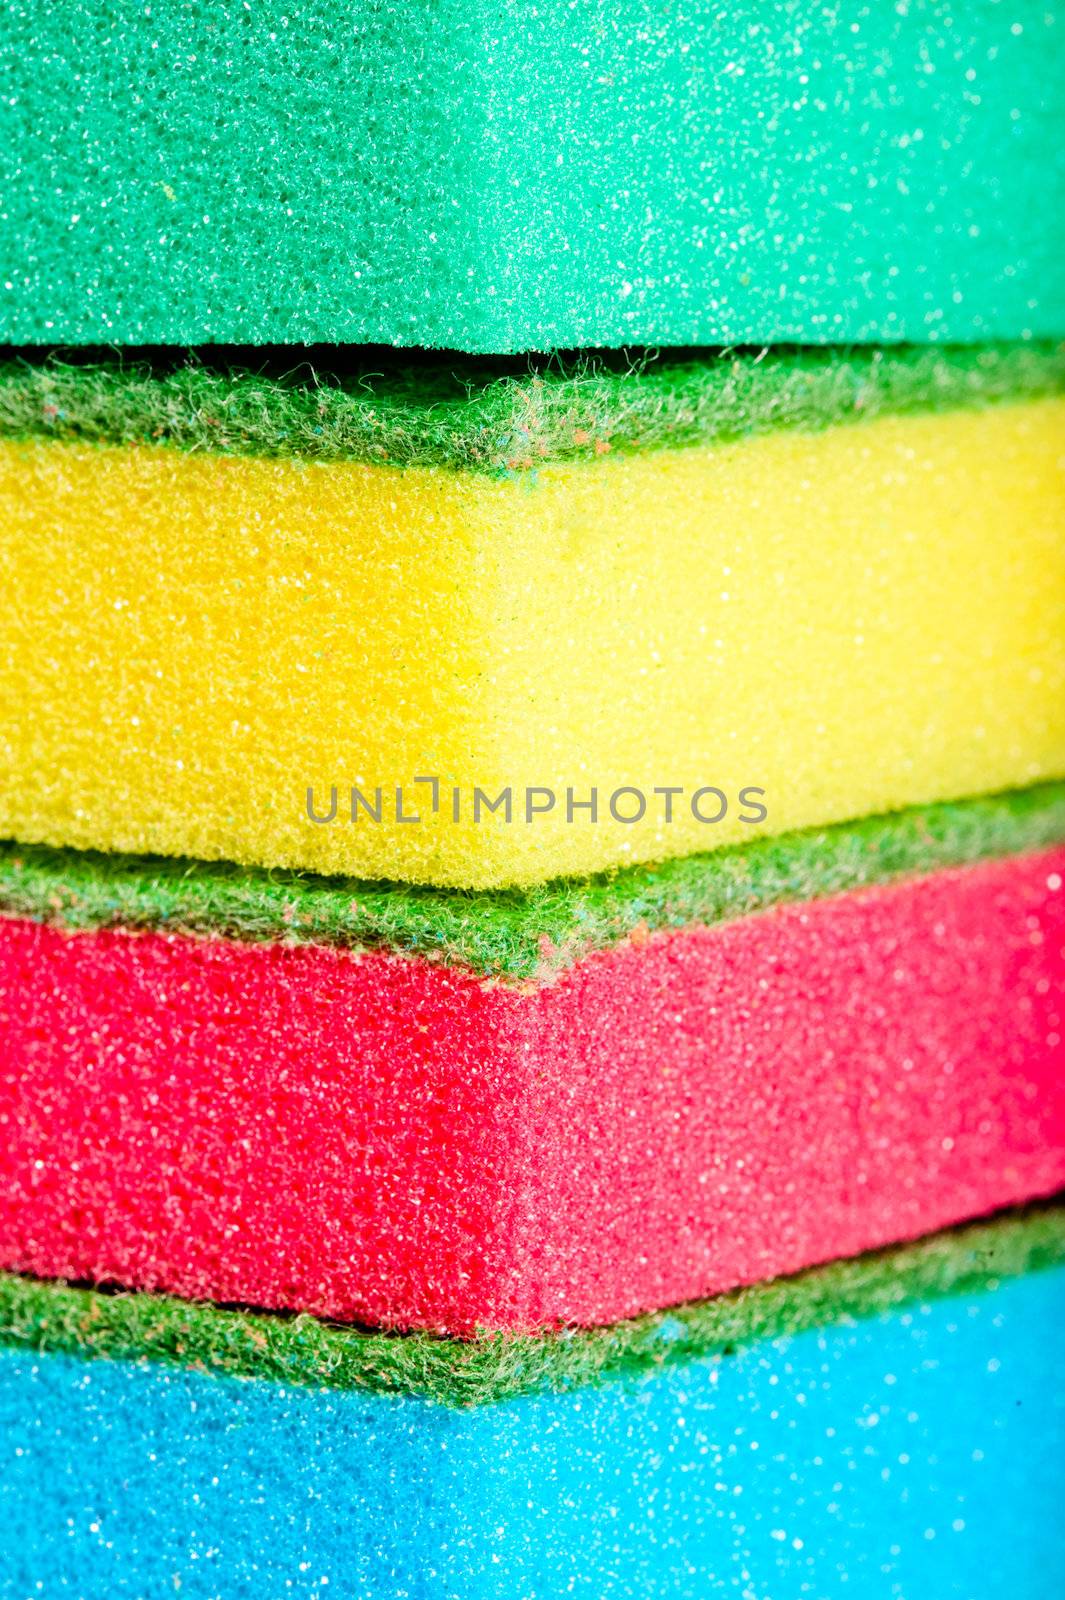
xmin=2 ymin=1267 xmax=1063 ymax=1598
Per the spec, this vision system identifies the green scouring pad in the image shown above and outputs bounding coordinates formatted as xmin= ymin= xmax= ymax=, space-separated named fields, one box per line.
xmin=4 ymin=782 xmax=1063 ymax=980
xmin=3 ymin=342 xmax=1063 ymax=473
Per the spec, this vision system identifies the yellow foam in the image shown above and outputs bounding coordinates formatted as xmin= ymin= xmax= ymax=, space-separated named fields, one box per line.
xmin=1 ymin=400 xmax=1063 ymax=888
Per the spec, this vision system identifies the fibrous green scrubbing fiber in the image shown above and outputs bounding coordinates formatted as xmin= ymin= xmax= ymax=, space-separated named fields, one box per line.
xmin=2 ymin=344 xmax=1063 ymax=473
xmin=3 ymin=784 xmax=1063 ymax=981
xmin=1 ymin=1206 xmax=1060 ymax=1410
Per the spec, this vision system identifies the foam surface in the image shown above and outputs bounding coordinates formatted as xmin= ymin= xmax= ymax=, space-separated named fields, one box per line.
xmin=2 ymin=848 xmax=1062 ymax=1332
xmin=4 ymin=343 xmax=1063 ymax=471
xmin=2 ymin=400 xmax=1063 ymax=888
xmin=2 ymin=1266 xmax=1062 ymax=1597
xmin=2 ymin=3 xmax=1063 ymax=350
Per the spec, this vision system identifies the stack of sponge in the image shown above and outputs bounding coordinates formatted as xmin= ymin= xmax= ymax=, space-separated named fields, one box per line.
xmin=1 ymin=5 xmax=1064 ymax=1595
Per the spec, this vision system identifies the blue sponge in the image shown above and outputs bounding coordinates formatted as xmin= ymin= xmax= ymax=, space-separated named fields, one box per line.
xmin=2 ymin=1265 xmax=1063 ymax=1599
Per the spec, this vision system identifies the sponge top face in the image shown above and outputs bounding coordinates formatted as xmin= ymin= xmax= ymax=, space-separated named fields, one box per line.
xmin=2 ymin=2 xmax=1063 ymax=350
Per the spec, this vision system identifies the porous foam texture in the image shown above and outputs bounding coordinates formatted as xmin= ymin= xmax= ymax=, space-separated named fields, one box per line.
xmin=2 ymin=782 xmax=1063 ymax=979
xmin=3 ymin=343 xmax=1064 ymax=471
xmin=1 ymin=3 xmax=1063 ymax=350
xmin=1 ymin=846 xmax=1062 ymax=1332
xmin=2 ymin=1262 xmax=1062 ymax=1597
xmin=1 ymin=1206 xmax=1059 ymax=1409
xmin=1 ymin=396 xmax=1063 ymax=888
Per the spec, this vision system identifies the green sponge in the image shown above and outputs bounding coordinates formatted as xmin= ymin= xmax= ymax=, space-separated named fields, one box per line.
xmin=1 ymin=2 xmax=1063 ymax=350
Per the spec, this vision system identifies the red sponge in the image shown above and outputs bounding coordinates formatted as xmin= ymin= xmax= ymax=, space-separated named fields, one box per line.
xmin=1 ymin=849 xmax=1062 ymax=1333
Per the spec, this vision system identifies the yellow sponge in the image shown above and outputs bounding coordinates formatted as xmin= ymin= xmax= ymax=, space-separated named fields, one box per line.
xmin=1 ymin=400 xmax=1063 ymax=887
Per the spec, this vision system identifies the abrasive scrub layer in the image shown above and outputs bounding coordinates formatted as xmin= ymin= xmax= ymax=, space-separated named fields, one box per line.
xmin=1 ymin=1223 xmax=1062 ymax=1599
xmin=1 ymin=840 xmax=1062 ymax=1333
xmin=2 ymin=2 xmax=1064 ymax=350
xmin=4 ymin=782 xmax=1062 ymax=980
xmin=1 ymin=393 xmax=1063 ymax=889
xmin=5 ymin=342 xmax=1064 ymax=472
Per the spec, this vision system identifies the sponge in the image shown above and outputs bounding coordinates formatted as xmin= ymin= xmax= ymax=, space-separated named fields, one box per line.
xmin=2 ymin=826 xmax=1062 ymax=1332
xmin=1 ymin=373 xmax=1062 ymax=887
xmin=1 ymin=1212 xmax=1062 ymax=1598
xmin=1 ymin=2 xmax=1063 ymax=350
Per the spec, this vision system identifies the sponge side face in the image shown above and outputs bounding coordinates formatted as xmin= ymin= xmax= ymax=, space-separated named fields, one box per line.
xmin=1 ymin=2 xmax=1062 ymax=349
xmin=1 ymin=399 xmax=1062 ymax=887
xmin=3 ymin=1265 xmax=1062 ymax=1598
xmin=1 ymin=848 xmax=1062 ymax=1332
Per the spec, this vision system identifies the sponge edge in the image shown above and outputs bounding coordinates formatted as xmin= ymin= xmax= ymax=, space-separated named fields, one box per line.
xmin=2 ymin=343 xmax=1063 ymax=472
xmin=2 ymin=1268 xmax=1063 ymax=1599
xmin=1 ymin=782 xmax=1063 ymax=978
xmin=1 ymin=399 xmax=1063 ymax=888
xmin=1 ymin=1 xmax=1062 ymax=348
xmin=0 ymin=1206 xmax=1059 ymax=1408
xmin=1 ymin=848 xmax=1062 ymax=1332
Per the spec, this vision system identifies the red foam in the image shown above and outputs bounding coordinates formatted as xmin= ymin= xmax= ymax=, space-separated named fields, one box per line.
xmin=1 ymin=849 xmax=1063 ymax=1333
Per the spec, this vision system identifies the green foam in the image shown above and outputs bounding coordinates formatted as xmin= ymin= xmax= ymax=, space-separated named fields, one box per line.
xmin=1 ymin=1206 xmax=1060 ymax=1409
xmin=2 ymin=344 xmax=1063 ymax=473
xmin=2 ymin=783 xmax=1063 ymax=980
xmin=2 ymin=3 xmax=1063 ymax=351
